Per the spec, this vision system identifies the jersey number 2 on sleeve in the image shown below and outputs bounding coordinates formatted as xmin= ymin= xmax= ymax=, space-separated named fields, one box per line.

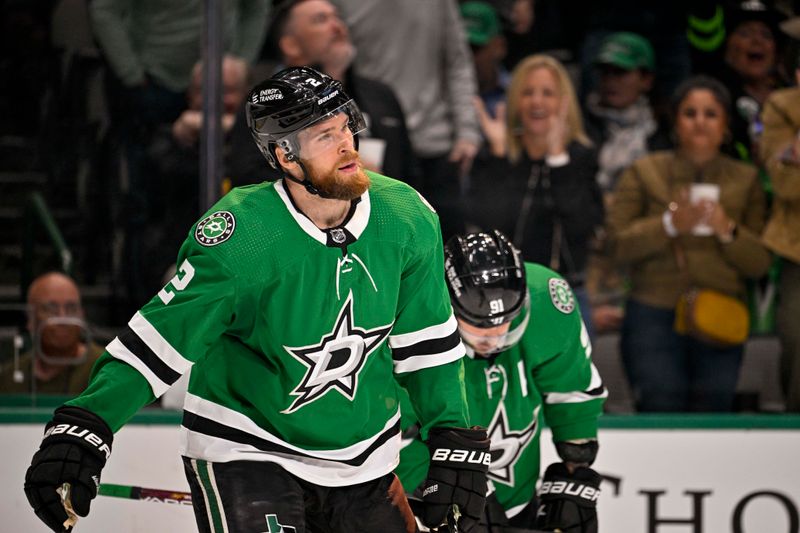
xmin=158 ymin=259 xmax=195 ymax=305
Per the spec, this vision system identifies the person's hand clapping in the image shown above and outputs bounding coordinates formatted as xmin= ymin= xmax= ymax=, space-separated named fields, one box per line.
xmin=474 ymin=97 xmax=506 ymax=158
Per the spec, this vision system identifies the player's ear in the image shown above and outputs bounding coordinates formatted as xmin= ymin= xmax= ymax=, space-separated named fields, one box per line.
xmin=275 ymin=148 xmax=298 ymax=171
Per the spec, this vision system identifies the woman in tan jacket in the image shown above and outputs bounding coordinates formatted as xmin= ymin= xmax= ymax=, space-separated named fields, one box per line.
xmin=607 ymin=75 xmax=771 ymax=412
xmin=761 ymin=63 xmax=800 ymax=412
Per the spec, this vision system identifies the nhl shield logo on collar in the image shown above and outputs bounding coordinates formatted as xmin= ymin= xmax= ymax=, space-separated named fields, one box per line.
xmin=195 ymin=211 xmax=236 ymax=247
xmin=330 ymin=228 xmax=347 ymax=244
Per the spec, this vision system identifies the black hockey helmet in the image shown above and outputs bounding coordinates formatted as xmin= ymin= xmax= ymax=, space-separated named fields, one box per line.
xmin=444 ymin=230 xmax=527 ymax=328
xmin=246 ymin=66 xmax=366 ymax=170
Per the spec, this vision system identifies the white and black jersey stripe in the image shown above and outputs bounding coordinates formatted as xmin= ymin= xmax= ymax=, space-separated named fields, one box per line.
xmin=389 ymin=314 xmax=465 ymax=373
xmin=180 ymin=393 xmax=402 ymax=486
xmin=106 ymin=311 xmax=193 ymax=397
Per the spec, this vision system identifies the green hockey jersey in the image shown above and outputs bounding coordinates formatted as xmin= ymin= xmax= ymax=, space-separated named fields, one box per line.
xmin=69 ymin=173 xmax=470 ymax=486
xmin=396 ymin=263 xmax=606 ymax=518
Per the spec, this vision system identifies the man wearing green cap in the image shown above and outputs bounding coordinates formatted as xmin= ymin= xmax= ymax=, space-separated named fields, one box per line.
xmin=585 ymin=32 xmax=670 ymax=194
xmin=594 ymin=31 xmax=656 ymax=72
xmin=583 ymin=31 xmax=670 ymax=336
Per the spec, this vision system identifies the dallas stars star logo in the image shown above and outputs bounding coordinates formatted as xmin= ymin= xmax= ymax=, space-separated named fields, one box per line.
xmin=487 ymin=403 xmax=539 ymax=486
xmin=195 ymin=211 xmax=235 ymax=247
xmin=282 ymin=291 xmax=392 ymax=414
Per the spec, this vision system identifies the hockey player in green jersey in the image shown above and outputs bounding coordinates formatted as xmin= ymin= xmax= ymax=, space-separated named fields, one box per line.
xmin=397 ymin=230 xmax=607 ymax=532
xmin=24 ymin=66 xmax=490 ymax=533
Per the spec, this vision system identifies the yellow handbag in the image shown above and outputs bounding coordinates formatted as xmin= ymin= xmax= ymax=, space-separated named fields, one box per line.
xmin=674 ymin=288 xmax=750 ymax=347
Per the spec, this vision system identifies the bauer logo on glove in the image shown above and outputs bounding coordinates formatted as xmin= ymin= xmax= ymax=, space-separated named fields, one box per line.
xmin=430 ymin=447 xmax=492 ymax=466
xmin=539 ymin=478 xmax=601 ymax=502
xmin=44 ymin=424 xmax=112 ymax=459
xmin=534 ymin=462 xmax=601 ymax=533
xmin=421 ymin=426 xmax=491 ymax=533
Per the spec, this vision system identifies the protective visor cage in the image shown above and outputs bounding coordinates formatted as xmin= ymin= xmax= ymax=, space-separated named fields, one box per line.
xmin=252 ymin=100 xmax=366 ymax=164
xmin=459 ymin=293 xmax=531 ymax=355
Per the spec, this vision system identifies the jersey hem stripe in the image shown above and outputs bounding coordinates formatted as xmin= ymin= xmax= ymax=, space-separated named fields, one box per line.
xmin=182 ymin=429 xmax=401 ymax=487
xmin=182 ymin=393 xmax=401 ymax=460
xmin=182 ymin=410 xmax=401 ymax=467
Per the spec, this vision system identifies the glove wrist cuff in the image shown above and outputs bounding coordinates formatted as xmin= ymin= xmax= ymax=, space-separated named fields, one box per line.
xmin=556 ymin=440 xmax=599 ymax=466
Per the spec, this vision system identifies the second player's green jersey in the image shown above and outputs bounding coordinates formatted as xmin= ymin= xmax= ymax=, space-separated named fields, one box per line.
xmin=69 ymin=173 xmax=470 ymax=486
xmin=396 ymin=263 xmax=606 ymax=517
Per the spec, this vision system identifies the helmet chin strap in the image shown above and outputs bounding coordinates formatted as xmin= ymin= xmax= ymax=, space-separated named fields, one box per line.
xmin=282 ymin=161 xmax=323 ymax=196
xmin=278 ymin=152 xmax=328 ymax=198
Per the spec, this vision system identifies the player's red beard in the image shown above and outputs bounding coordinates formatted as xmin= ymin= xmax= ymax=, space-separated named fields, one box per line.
xmin=307 ymin=150 xmax=370 ymax=200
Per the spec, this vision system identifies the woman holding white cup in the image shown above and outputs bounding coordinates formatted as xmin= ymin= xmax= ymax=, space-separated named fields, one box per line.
xmin=607 ymin=75 xmax=772 ymax=412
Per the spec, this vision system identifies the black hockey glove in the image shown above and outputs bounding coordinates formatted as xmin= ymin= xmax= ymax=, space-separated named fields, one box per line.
xmin=24 ymin=406 xmax=113 ymax=532
xmin=421 ymin=426 xmax=490 ymax=532
xmin=533 ymin=462 xmax=601 ymax=533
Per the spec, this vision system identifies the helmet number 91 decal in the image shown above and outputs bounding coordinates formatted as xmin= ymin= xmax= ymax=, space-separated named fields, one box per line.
xmin=489 ymin=299 xmax=505 ymax=314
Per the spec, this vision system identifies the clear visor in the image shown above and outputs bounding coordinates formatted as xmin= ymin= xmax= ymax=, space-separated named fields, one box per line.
xmin=274 ymin=100 xmax=366 ymax=162
xmin=459 ymin=295 xmax=530 ymax=356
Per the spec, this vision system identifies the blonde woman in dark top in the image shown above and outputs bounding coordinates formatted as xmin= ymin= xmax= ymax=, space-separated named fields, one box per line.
xmin=471 ymin=54 xmax=604 ymax=335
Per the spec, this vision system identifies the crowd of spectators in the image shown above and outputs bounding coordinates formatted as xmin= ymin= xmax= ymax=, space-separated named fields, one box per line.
xmin=2 ymin=0 xmax=800 ymax=413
